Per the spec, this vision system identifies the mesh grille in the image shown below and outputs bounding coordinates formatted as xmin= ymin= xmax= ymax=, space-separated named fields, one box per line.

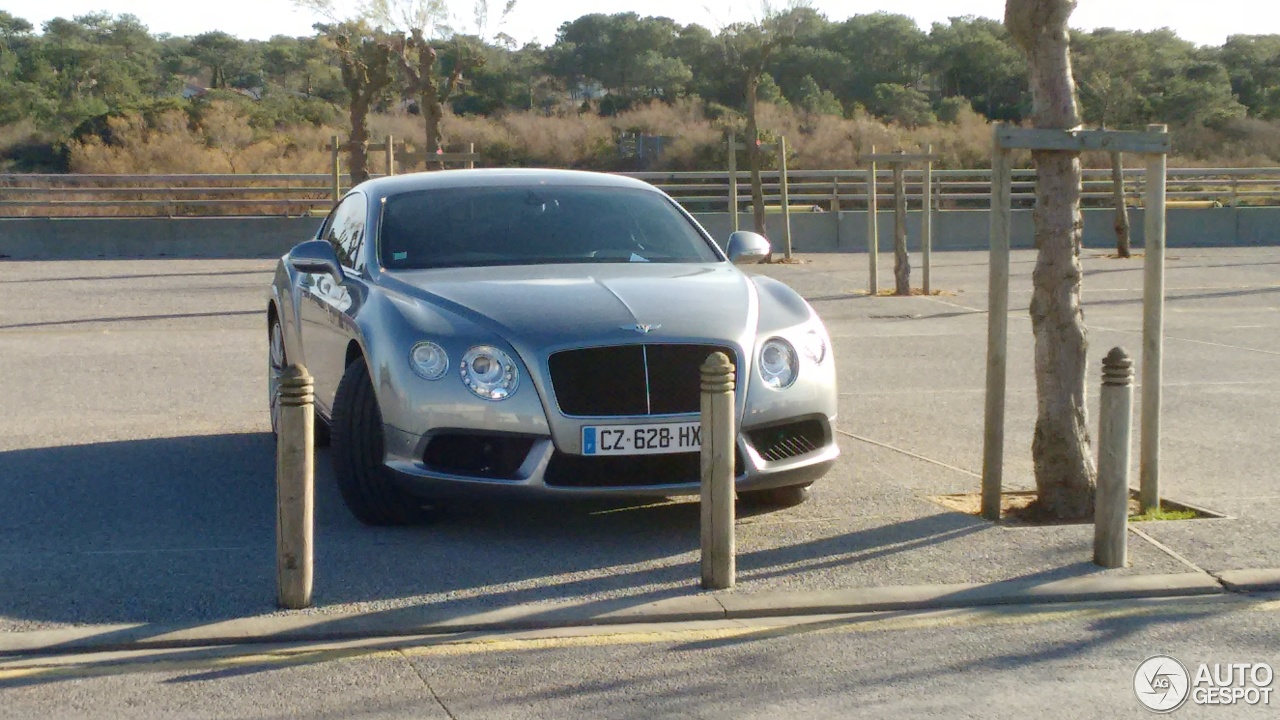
xmin=747 ymin=420 xmax=826 ymax=462
xmin=549 ymin=344 xmax=734 ymax=417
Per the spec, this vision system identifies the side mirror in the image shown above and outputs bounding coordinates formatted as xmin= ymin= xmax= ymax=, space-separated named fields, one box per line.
xmin=287 ymin=239 xmax=342 ymax=277
xmin=726 ymin=231 xmax=771 ymax=265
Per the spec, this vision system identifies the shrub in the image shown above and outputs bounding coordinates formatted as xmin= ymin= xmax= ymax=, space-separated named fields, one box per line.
xmin=870 ymin=84 xmax=936 ymax=128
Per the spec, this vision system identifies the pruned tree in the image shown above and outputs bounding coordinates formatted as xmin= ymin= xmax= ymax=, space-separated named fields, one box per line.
xmin=1111 ymin=151 xmax=1131 ymax=257
xmin=294 ymin=2 xmax=396 ymax=185
xmin=386 ymin=30 xmax=483 ymax=164
xmin=718 ymin=5 xmax=801 ymax=239
xmin=1006 ymin=0 xmax=1096 ymax=519
xmin=370 ymin=0 xmax=513 ymax=166
xmin=330 ymin=23 xmax=395 ymax=185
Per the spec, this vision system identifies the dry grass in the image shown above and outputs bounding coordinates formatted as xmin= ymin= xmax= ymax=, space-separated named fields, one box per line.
xmin=871 ymin=288 xmax=953 ymax=297
xmin=69 ymin=104 xmax=335 ymax=175
xmin=48 ymin=97 xmax=1280 ymax=177
xmin=931 ymin=492 xmax=1213 ymax=525
xmin=362 ymin=99 xmax=998 ymax=172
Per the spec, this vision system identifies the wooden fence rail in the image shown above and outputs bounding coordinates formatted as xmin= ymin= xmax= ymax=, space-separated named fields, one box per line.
xmin=2 ymin=166 xmax=1279 ymax=217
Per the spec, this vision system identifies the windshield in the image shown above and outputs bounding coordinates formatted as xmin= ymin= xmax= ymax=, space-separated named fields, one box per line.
xmin=378 ymin=185 xmax=722 ymax=269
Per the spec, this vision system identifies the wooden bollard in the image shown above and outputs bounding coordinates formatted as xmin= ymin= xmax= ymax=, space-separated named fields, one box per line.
xmin=728 ymin=132 xmax=739 ymax=233
xmin=1095 ymin=348 xmax=1134 ymax=568
xmin=700 ymin=352 xmax=736 ymax=590
xmin=922 ymin=144 xmax=933 ymax=295
xmin=866 ymin=146 xmax=879 ymax=293
xmin=276 ymin=364 xmax=315 ymax=609
xmin=779 ymin=135 xmax=793 ymax=261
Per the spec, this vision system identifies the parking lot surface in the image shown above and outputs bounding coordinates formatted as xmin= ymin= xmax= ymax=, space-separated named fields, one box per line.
xmin=1 ymin=247 xmax=1276 ymax=632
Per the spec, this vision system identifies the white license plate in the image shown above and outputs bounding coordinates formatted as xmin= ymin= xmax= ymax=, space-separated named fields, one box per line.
xmin=582 ymin=421 xmax=701 ymax=456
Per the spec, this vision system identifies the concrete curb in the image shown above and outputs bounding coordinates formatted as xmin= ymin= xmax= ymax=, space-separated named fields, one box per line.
xmin=0 ymin=572 xmax=1228 ymax=658
xmin=1217 ymin=569 xmax=1280 ymax=593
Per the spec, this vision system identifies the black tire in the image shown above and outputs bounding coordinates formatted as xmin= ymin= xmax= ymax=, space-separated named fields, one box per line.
xmin=740 ymin=483 xmax=812 ymax=508
xmin=331 ymin=359 xmax=431 ymax=526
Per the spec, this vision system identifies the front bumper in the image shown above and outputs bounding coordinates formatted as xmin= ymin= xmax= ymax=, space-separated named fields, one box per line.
xmin=382 ymin=415 xmax=839 ymax=499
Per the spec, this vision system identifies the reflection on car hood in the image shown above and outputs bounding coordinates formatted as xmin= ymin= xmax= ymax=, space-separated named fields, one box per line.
xmin=385 ymin=262 xmax=756 ymax=349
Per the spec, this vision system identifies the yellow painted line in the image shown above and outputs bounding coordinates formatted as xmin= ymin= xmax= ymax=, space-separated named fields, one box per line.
xmin=2 ymin=595 xmax=1275 ymax=683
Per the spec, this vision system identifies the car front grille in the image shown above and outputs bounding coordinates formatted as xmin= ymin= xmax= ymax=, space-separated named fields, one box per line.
xmin=746 ymin=419 xmax=827 ymax=462
xmin=549 ymin=344 xmax=736 ymax=417
xmin=543 ymin=448 xmax=746 ymax=488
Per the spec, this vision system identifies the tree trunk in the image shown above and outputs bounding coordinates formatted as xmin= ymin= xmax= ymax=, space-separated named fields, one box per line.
xmin=1111 ymin=151 xmax=1131 ymax=257
xmin=391 ymin=32 xmax=448 ymax=171
xmin=422 ymin=86 xmax=444 ymax=168
xmin=746 ymin=74 xmax=767 ymax=240
xmin=1007 ymin=0 xmax=1096 ymax=519
xmin=348 ymin=98 xmax=371 ymax=185
xmin=892 ymin=163 xmax=910 ymax=295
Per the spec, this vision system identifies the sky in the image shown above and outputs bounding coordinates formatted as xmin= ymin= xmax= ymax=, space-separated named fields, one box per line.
xmin=2 ymin=0 xmax=1278 ymax=47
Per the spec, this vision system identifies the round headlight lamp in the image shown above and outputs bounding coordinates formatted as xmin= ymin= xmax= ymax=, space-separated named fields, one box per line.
xmin=460 ymin=345 xmax=520 ymax=400
xmin=409 ymin=342 xmax=449 ymax=380
xmin=758 ymin=338 xmax=799 ymax=389
xmin=801 ymin=328 xmax=828 ymax=365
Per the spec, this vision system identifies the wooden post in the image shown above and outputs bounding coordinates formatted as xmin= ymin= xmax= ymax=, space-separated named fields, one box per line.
xmin=779 ymin=136 xmax=793 ymax=261
xmin=1095 ymin=348 xmax=1134 ymax=569
xmin=728 ymin=133 xmax=739 ymax=233
xmin=276 ymin=365 xmax=315 ymax=609
xmin=385 ymin=135 xmax=395 ymax=177
xmin=468 ymin=142 xmax=476 ymax=169
xmin=700 ymin=352 xmax=736 ymax=590
xmin=982 ymin=124 xmax=1012 ymax=521
xmin=867 ymin=145 xmax=879 ymax=293
xmin=892 ymin=159 xmax=910 ymax=295
xmin=922 ymin=145 xmax=933 ymax=295
xmin=330 ymin=134 xmax=341 ymax=204
xmin=1140 ymin=124 xmax=1168 ymax=514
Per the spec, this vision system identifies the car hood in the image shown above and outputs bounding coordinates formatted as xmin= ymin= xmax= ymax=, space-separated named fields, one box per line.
xmin=383 ymin=262 xmax=757 ymax=351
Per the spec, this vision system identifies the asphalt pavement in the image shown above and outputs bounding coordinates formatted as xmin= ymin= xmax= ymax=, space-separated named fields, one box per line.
xmin=3 ymin=593 xmax=1278 ymax=718
xmin=0 ymin=248 xmax=1277 ymax=645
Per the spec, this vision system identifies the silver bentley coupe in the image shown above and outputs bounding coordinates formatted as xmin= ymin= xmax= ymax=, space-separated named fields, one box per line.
xmin=267 ymin=169 xmax=838 ymax=525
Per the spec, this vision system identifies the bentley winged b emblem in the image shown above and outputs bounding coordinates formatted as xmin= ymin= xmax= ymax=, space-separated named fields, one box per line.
xmin=623 ymin=323 xmax=661 ymax=334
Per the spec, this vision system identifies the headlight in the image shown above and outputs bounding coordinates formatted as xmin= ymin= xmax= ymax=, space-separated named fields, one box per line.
xmin=758 ymin=338 xmax=798 ymax=389
xmin=801 ymin=328 xmax=827 ymax=365
xmin=409 ymin=342 xmax=449 ymax=380
xmin=460 ymin=345 xmax=520 ymax=400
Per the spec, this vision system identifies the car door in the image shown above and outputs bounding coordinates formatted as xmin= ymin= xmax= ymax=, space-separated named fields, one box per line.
xmin=298 ymin=193 xmax=367 ymax=414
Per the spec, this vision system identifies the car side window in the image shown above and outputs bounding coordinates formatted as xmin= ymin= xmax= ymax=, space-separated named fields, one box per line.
xmin=324 ymin=194 xmax=367 ymax=271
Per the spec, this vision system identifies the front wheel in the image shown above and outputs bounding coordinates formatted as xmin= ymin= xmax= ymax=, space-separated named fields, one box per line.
xmin=331 ymin=359 xmax=431 ymax=526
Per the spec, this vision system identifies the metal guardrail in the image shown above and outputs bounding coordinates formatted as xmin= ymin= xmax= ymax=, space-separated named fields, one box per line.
xmin=2 ymin=167 xmax=1278 ymax=217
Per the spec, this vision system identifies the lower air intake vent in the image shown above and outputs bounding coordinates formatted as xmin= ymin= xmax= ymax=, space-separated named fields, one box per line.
xmin=423 ymin=433 xmax=535 ymax=479
xmin=747 ymin=420 xmax=826 ymax=462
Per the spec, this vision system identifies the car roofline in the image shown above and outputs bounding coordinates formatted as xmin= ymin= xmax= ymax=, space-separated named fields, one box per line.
xmin=354 ymin=169 xmax=659 ymax=203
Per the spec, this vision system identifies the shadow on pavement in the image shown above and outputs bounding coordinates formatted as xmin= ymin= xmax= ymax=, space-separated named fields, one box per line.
xmin=0 ymin=431 xmax=1107 ymax=687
